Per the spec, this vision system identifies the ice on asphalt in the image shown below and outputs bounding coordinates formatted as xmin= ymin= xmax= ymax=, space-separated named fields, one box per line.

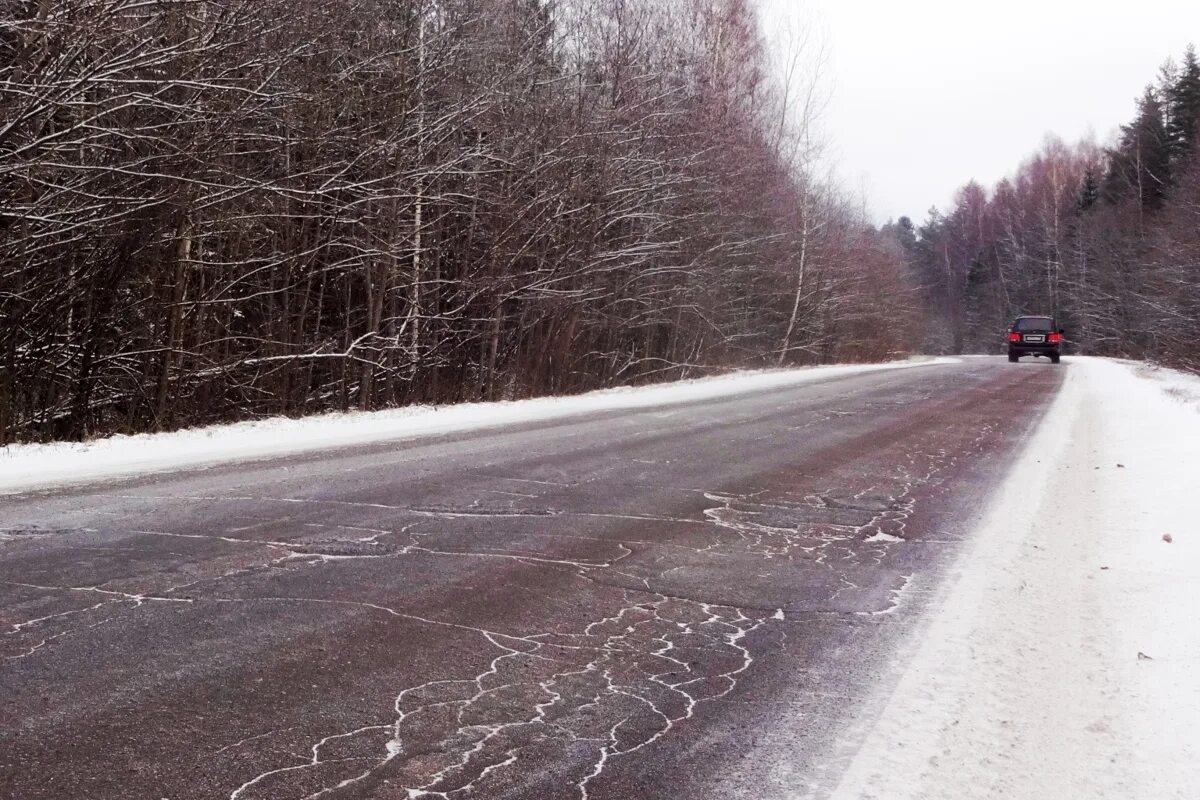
xmin=0 ymin=357 xmax=951 ymax=493
xmin=830 ymin=357 xmax=1200 ymax=800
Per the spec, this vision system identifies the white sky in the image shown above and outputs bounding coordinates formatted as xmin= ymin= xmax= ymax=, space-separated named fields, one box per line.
xmin=758 ymin=0 xmax=1200 ymax=223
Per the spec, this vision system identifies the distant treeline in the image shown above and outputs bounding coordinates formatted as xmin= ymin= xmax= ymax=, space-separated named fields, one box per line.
xmin=0 ymin=0 xmax=920 ymax=444
xmin=892 ymin=45 xmax=1200 ymax=371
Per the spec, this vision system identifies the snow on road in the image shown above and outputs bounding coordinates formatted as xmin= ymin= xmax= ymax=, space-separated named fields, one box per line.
xmin=829 ymin=357 xmax=1200 ymax=800
xmin=0 ymin=358 xmax=951 ymax=494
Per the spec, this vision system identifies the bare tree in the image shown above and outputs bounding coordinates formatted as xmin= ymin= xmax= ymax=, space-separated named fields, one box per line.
xmin=0 ymin=0 xmax=924 ymax=444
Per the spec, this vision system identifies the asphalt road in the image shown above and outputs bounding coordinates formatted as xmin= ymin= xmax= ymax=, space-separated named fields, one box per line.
xmin=0 ymin=358 xmax=1064 ymax=800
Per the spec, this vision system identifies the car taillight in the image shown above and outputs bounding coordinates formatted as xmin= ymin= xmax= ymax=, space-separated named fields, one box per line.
xmin=1008 ymin=332 xmax=1021 ymax=342
xmin=1048 ymin=332 xmax=1062 ymax=344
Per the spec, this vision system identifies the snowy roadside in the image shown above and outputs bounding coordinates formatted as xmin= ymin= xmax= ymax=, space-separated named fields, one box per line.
xmin=828 ymin=357 xmax=1200 ymax=800
xmin=0 ymin=357 xmax=952 ymax=495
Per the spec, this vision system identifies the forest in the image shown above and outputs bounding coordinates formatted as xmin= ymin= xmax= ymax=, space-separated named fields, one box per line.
xmin=3 ymin=3 xmax=1199 ymax=447
xmin=894 ymin=45 xmax=1200 ymax=371
xmin=0 ymin=0 xmax=918 ymax=444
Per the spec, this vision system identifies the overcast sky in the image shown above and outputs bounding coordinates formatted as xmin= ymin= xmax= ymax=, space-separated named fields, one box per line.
xmin=758 ymin=0 xmax=1200 ymax=224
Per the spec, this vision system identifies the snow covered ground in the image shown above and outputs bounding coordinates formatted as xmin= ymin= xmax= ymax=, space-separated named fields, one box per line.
xmin=0 ymin=358 xmax=949 ymax=494
xmin=830 ymin=357 xmax=1200 ymax=800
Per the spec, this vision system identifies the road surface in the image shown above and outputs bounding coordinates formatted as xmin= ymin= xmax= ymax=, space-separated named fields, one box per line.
xmin=0 ymin=358 xmax=1063 ymax=800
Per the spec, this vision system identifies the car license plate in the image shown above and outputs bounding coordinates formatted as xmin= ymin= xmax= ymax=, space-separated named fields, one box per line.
xmin=1024 ymin=335 xmax=1045 ymax=343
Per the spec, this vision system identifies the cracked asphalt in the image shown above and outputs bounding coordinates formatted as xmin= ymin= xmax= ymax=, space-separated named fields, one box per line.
xmin=0 ymin=358 xmax=1064 ymax=800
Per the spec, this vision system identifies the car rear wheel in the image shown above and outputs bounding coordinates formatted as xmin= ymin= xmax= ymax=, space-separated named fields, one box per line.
xmin=1008 ymin=352 xmax=1019 ymax=363
xmin=1050 ymin=353 xmax=1061 ymax=364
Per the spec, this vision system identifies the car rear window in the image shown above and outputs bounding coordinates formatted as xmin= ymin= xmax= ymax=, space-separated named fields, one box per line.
xmin=1015 ymin=317 xmax=1053 ymax=331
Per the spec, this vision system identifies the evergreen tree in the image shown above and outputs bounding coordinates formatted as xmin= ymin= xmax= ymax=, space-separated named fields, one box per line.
xmin=1102 ymin=88 xmax=1172 ymax=211
xmin=1166 ymin=44 xmax=1200 ymax=164
xmin=882 ymin=216 xmax=918 ymax=256
xmin=1077 ymin=168 xmax=1100 ymax=212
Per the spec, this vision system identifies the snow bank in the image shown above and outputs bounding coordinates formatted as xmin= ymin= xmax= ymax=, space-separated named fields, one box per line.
xmin=0 ymin=358 xmax=951 ymax=494
xmin=830 ymin=357 xmax=1200 ymax=800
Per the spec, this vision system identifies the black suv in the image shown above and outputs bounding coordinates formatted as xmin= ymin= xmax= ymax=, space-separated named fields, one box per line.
xmin=1007 ymin=316 xmax=1063 ymax=363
